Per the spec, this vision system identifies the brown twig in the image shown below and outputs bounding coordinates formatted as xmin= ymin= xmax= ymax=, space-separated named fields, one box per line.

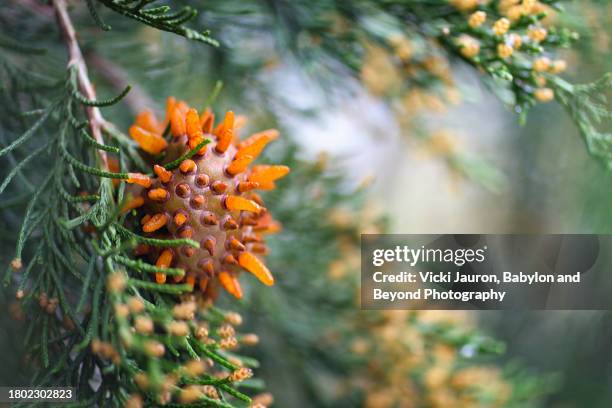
xmin=53 ymin=0 xmax=109 ymax=170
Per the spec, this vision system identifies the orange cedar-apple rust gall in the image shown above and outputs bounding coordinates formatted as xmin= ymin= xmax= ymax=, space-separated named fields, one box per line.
xmin=124 ymin=97 xmax=289 ymax=300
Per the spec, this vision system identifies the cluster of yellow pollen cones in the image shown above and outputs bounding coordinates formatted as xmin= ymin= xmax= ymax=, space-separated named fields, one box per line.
xmin=121 ymin=97 xmax=289 ymax=300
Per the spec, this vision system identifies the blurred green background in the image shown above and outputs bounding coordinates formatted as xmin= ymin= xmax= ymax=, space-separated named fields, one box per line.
xmin=0 ymin=0 xmax=611 ymax=406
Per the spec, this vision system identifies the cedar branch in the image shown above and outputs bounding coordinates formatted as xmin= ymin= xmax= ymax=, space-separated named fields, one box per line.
xmin=53 ymin=0 xmax=109 ymax=170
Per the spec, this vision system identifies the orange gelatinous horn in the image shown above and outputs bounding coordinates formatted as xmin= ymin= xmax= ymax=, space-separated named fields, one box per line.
xmin=227 ymin=236 xmax=246 ymax=251
xmin=240 ymin=216 xmax=258 ymax=226
xmin=179 ymin=159 xmax=197 ymax=174
xmin=156 ymin=249 xmax=173 ymax=268
xmin=129 ymin=125 xmax=168 ymax=154
xmin=215 ymin=111 xmax=234 ymax=153
xmin=248 ymin=165 xmax=290 ymax=185
xmin=178 ymin=226 xmax=194 ymax=239
xmin=249 ymin=192 xmax=264 ymax=206
xmin=135 ymin=109 xmax=163 ymax=134
xmin=127 ymin=173 xmax=152 ymax=188
xmin=201 ymin=259 xmax=215 ymax=276
xmin=173 ymin=211 xmax=188 ymax=226
xmin=155 ymin=249 xmax=173 ymax=284
xmin=225 ymin=195 xmax=262 ymax=213
xmin=223 ymin=253 xmax=238 ymax=265
xmin=235 ymin=132 xmax=277 ymax=160
xmin=218 ymin=271 xmax=243 ymax=298
xmin=201 ymin=213 xmax=219 ymax=226
xmin=203 ymin=237 xmax=215 ymax=255
xmin=170 ymin=107 xmax=186 ymax=137
xmin=253 ymin=213 xmax=282 ymax=234
xmin=210 ymin=181 xmax=228 ymax=194
xmin=237 ymin=129 xmax=279 ymax=150
xmin=153 ymin=164 xmax=172 ymax=183
xmin=108 ymin=156 xmax=121 ymax=187
xmin=176 ymin=100 xmax=189 ymax=114
xmin=141 ymin=214 xmax=152 ymax=225
xmin=256 ymin=181 xmax=276 ymax=190
xmin=223 ymin=217 xmax=239 ymax=230
xmin=226 ymin=155 xmax=254 ymax=176
xmin=186 ymin=108 xmax=203 ymax=140
xmin=265 ymin=222 xmax=282 ymax=234
xmin=121 ymin=196 xmax=144 ymax=214
xmin=242 ymin=234 xmax=262 ymax=243
xmin=188 ymin=135 xmax=207 ymax=155
xmin=238 ymin=252 xmax=274 ymax=286
xmin=250 ymin=243 xmax=269 ymax=255
xmin=148 ymin=188 xmax=169 ymax=202
xmin=237 ymin=181 xmax=259 ymax=193
xmin=213 ymin=118 xmax=225 ymax=136
xmin=164 ymin=97 xmax=176 ymax=124
xmin=143 ymin=213 xmax=168 ymax=233
xmin=200 ymin=109 xmax=214 ymax=132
